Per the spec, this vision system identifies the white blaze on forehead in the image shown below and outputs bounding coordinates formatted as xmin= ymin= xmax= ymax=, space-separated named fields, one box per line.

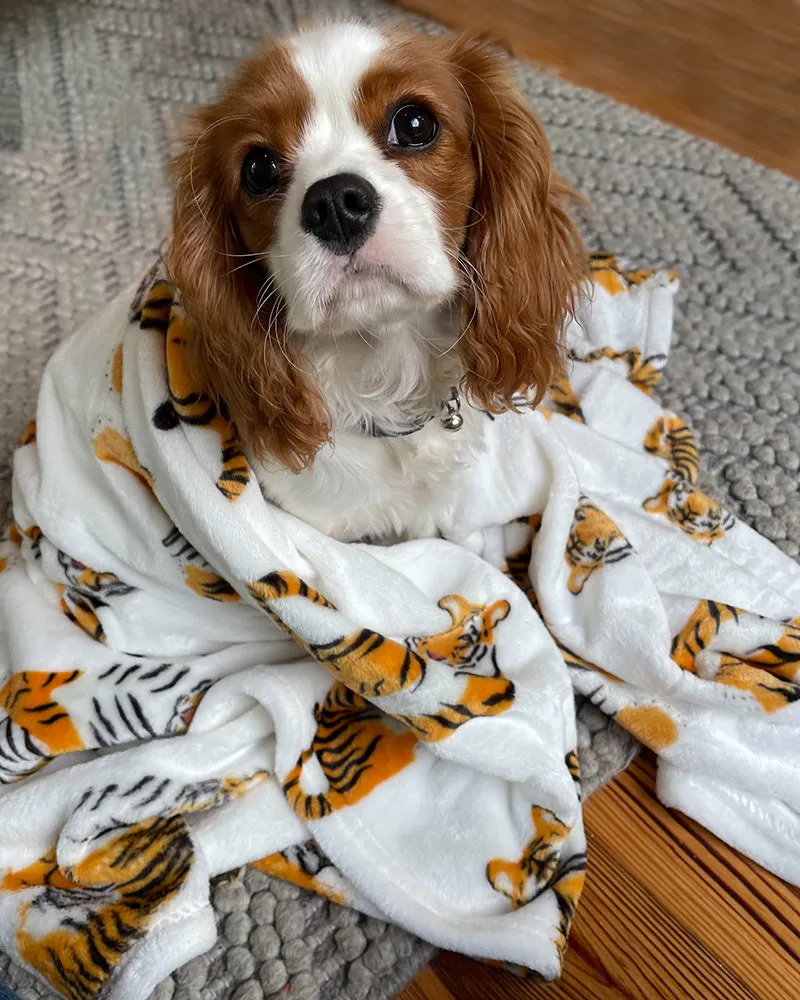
xmin=271 ymin=22 xmax=458 ymax=333
xmin=290 ymin=22 xmax=386 ymax=156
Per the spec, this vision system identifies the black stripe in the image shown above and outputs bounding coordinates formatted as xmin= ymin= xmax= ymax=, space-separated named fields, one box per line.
xmin=128 ymin=694 xmax=156 ymax=737
xmin=136 ymin=777 xmax=171 ymax=808
xmin=93 ymin=697 xmax=118 ymax=740
xmin=99 ymin=663 xmax=123 ymax=680
xmin=89 ymin=721 xmax=110 ymax=747
xmin=26 ymin=701 xmax=60 ymax=713
xmin=152 ymin=667 xmax=189 ymax=692
xmin=138 ymin=663 xmax=170 ymax=681
xmin=115 ymin=695 xmax=138 ymax=737
xmin=123 ymin=775 xmax=154 ymax=797
xmin=115 ymin=664 xmax=141 ymax=686
xmin=91 ymin=784 xmax=118 ymax=811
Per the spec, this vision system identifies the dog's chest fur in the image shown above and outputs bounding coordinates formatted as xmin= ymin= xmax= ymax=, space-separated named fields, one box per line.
xmin=250 ymin=316 xmax=486 ymax=542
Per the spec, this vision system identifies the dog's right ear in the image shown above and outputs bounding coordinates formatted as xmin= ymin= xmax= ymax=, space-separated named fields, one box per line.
xmin=168 ymin=108 xmax=329 ymax=472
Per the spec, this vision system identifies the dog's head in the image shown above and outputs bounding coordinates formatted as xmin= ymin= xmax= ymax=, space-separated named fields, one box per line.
xmin=169 ymin=22 xmax=585 ymax=469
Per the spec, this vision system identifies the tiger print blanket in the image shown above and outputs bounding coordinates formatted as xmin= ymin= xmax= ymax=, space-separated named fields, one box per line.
xmin=1 ymin=255 xmax=799 ymax=1000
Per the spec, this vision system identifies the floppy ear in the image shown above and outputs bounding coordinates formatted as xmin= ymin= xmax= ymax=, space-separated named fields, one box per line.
xmin=447 ymin=35 xmax=586 ymax=410
xmin=167 ymin=111 xmax=329 ymax=472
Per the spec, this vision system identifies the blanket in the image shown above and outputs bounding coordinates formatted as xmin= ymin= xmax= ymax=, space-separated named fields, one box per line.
xmin=0 ymin=252 xmax=798 ymax=1000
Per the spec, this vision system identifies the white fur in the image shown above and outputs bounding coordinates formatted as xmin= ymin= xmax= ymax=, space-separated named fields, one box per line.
xmin=254 ymin=23 xmax=479 ymax=543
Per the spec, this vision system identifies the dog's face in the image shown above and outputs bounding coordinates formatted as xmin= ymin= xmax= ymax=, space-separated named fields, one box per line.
xmin=169 ymin=22 xmax=584 ymax=469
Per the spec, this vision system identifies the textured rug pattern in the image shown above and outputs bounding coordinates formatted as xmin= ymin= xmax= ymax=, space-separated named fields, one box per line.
xmin=0 ymin=0 xmax=798 ymax=997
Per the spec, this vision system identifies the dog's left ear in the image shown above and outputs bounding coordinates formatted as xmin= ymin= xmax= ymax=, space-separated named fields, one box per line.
xmin=447 ymin=35 xmax=586 ymax=410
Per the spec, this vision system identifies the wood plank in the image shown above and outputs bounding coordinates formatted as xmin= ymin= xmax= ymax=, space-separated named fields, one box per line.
xmin=398 ymin=755 xmax=800 ymax=1000
xmin=391 ymin=0 xmax=800 ymax=178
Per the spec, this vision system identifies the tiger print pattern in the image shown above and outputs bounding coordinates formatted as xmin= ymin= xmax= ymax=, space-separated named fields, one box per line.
xmin=644 ymin=474 xmax=735 ymax=544
xmin=55 ymin=550 xmax=136 ymax=644
xmin=252 ymin=840 xmax=346 ymax=904
xmin=11 ymin=815 xmax=193 ymax=1000
xmin=93 ymin=426 xmax=155 ymax=490
xmin=715 ymin=658 xmax=800 ymax=713
xmin=19 ymin=420 xmax=37 ymax=446
xmin=0 ymin=671 xmax=84 ymax=765
xmin=670 ymin=600 xmax=800 ymax=711
xmin=131 ymin=271 xmax=251 ymax=502
xmin=165 ymin=679 xmax=213 ymax=734
xmin=546 ymin=375 xmax=585 ymax=422
xmin=577 ymin=346 xmax=665 ymax=395
xmin=251 ymin=571 xmax=515 ymax=743
xmin=565 ymin=496 xmax=633 ymax=595
xmin=161 ymin=527 xmax=239 ymax=602
xmin=0 ymin=660 xmax=225 ymax=781
xmin=486 ymin=806 xmax=572 ymax=909
xmin=670 ymin=599 xmax=740 ymax=672
xmin=283 ymin=683 xmax=417 ymax=820
xmin=250 ymin=571 xmax=424 ymax=698
xmin=742 ymin=618 xmax=800 ymax=680
xmin=2 ymin=770 xmax=265 ymax=1000
xmin=551 ymin=853 xmax=587 ymax=964
xmin=406 ymin=594 xmax=510 ymax=675
xmin=644 ymin=415 xmax=699 ymax=483
xmin=589 ymin=252 xmax=676 ymax=296
xmin=643 ymin=415 xmax=734 ymax=544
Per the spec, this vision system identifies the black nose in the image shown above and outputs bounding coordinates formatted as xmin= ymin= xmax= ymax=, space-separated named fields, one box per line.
xmin=301 ymin=173 xmax=380 ymax=254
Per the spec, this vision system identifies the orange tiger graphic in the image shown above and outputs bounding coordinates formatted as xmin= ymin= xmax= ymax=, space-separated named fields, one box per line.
xmin=250 ymin=571 xmax=424 ymax=697
xmin=93 ymin=426 xmax=155 ymax=490
xmin=18 ymin=420 xmax=37 ymax=446
xmin=744 ymin=618 xmax=800 ymax=680
xmin=565 ymin=496 xmax=633 ymax=595
xmin=546 ymin=374 xmax=585 ymax=422
xmin=670 ymin=599 xmax=740 ymax=672
xmin=283 ymin=683 xmax=417 ymax=820
xmin=671 ymin=600 xmax=800 ymax=711
xmin=486 ymin=806 xmax=572 ymax=909
xmin=644 ymin=474 xmax=734 ymax=544
xmin=0 ymin=670 xmax=84 ymax=757
xmin=715 ymin=657 xmax=800 ymax=713
xmin=166 ymin=679 xmax=214 ymax=734
xmin=161 ymin=526 xmax=239 ymax=602
xmin=131 ymin=272 xmax=250 ymax=502
xmin=251 ymin=572 xmax=515 ymax=741
xmin=56 ymin=550 xmax=135 ymax=644
xmin=578 ymin=346 xmax=665 ymax=395
xmin=184 ymin=564 xmax=239 ymax=602
xmin=644 ymin=415 xmax=699 ymax=484
xmin=253 ymin=840 xmax=346 ymax=904
xmin=551 ymin=853 xmax=587 ymax=965
xmin=407 ymin=594 xmax=510 ymax=675
xmin=588 ymin=252 xmax=671 ymax=296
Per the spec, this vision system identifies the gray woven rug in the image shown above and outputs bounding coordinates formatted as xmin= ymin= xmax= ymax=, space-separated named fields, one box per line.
xmin=0 ymin=0 xmax=797 ymax=997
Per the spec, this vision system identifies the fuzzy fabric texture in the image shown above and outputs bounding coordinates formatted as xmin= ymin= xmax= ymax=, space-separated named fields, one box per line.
xmin=0 ymin=0 xmax=797 ymax=998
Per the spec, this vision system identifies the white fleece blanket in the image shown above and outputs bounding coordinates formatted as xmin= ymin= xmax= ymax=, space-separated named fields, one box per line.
xmin=0 ymin=255 xmax=798 ymax=1000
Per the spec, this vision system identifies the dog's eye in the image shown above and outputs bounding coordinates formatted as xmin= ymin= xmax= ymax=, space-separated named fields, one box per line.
xmin=388 ymin=105 xmax=438 ymax=149
xmin=241 ymin=147 xmax=280 ymax=196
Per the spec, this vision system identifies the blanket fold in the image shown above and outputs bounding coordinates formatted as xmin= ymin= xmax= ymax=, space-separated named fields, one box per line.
xmin=0 ymin=252 xmax=798 ymax=1000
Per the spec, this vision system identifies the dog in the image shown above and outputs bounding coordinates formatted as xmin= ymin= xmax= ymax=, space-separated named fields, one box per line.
xmin=168 ymin=20 xmax=585 ymax=542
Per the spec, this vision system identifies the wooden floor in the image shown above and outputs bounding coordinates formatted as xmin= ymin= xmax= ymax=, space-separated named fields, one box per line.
xmin=398 ymin=756 xmax=800 ymax=1000
xmin=393 ymin=0 xmax=800 ymax=179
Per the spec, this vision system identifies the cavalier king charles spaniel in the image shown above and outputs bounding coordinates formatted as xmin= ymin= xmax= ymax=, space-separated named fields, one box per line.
xmin=168 ymin=21 xmax=585 ymax=542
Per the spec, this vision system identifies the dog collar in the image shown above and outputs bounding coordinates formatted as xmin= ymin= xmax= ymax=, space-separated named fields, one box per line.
xmin=362 ymin=386 xmax=463 ymax=438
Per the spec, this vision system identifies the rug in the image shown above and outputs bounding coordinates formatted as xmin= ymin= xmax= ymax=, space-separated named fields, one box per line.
xmin=0 ymin=0 xmax=797 ymax=997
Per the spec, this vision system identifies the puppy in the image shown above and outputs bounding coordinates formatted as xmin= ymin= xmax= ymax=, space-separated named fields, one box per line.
xmin=168 ymin=21 xmax=585 ymax=542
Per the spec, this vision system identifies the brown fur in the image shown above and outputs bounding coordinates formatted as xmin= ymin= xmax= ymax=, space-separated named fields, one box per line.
xmin=444 ymin=34 xmax=585 ymax=410
xmin=168 ymin=27 xmax=585 ymax=469
xmin=167 ymin=42 xmax=329 ymax=472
